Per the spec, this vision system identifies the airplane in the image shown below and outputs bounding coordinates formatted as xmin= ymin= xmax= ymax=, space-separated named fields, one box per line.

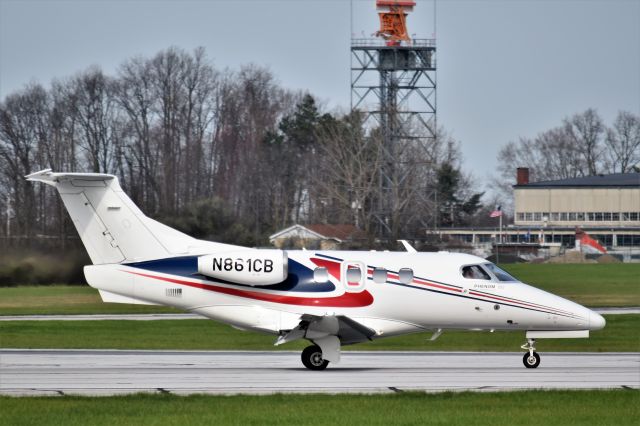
xmin=27 ymin=169 xmax=606 ymax=370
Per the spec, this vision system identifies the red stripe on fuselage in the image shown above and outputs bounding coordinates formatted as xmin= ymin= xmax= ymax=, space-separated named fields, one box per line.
xmin=412 ymin=277 xmax=463 ymax=293
xmin=125 ymin=270 xmax=374 ymax=308
xmin=467 ymin=290 xmax=575 ymax=316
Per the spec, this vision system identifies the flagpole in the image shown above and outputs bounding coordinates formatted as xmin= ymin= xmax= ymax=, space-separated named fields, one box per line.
xmin=498 ymin=212 xmax=502 ymax=264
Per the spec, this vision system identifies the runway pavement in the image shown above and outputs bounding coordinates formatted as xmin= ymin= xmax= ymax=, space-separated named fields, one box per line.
xmin=1 ymin=350 xmax=638 ymax=396
xmin=1 ymin=307 xmax=638 ymax=321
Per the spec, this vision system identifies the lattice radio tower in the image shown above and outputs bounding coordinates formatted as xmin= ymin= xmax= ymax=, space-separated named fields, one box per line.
xmin=351 ymin=0 xmax=436 ymax=238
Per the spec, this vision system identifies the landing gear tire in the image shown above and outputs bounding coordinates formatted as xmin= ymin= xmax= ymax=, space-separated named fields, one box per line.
xmin=523 ymin=351 xmax=541 ymax=368
xmin=301 ymin=345 xmax=329 ymax=371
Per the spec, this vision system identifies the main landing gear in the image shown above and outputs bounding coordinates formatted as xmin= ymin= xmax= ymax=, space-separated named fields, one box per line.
xmin=521 ymin=338 xmax=541 ymax=368
xmin=301 ymin=345 xmax=329 ymax=371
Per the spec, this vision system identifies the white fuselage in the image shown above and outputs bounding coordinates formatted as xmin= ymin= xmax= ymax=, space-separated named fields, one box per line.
xmin=85 ymin=250 xmax=604 ymax=340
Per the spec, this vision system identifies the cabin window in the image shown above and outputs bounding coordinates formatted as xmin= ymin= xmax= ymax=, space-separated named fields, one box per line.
xmin=483 ymin=263 xmax=518 ymax=282
xmin=373 ymin=268 xmax=387 ymax=283
xmin=313 ymin=267 xmax=329 ymax=283
xmin=398 ymin=268 xmax=413 ymax=284
xmin=346 ymin=266 xmax=362 ymax=285
xmin=461 ymin=265 xmax=491 ymax=280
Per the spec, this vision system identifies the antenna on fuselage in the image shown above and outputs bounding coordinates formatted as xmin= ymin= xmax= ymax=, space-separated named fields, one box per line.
xmin=398 ymin=240 xmax=417 ymax=253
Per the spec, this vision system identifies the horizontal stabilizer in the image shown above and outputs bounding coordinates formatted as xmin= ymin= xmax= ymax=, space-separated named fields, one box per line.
xmin=26 ymin=169 xmax=115 ymax=187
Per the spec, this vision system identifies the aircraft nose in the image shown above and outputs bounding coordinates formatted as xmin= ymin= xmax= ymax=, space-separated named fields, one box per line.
xmin=589 ymin=310 xmax=606 ymax=330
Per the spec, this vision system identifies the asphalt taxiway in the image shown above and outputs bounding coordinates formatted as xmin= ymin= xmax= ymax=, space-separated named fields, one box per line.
xmin=1 ymin=350 xmax=637 ymax=396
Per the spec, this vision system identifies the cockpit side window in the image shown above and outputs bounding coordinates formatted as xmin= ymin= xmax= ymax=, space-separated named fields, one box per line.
xmin=461 ymin=265 xmax=491 ymax=280
xmin=483 ymin=263 xmax=518 ymax=282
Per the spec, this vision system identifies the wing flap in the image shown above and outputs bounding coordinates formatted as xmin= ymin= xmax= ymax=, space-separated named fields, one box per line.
xmin=275 ymin=314 xmax=376 ymax=346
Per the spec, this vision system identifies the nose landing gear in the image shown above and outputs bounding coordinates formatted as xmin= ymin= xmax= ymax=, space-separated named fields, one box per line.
xmin=521 ymin=338 xmax=540 ymax=368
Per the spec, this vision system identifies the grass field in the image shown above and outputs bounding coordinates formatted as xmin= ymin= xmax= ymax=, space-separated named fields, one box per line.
xmin=1 ymin=314 xmax=637 ymax=352
xmin=501 ymin=264 xmax=640 ymax=307
xmin=0 ymin=286 xmax=178 ymax=315
xmin=1 ymin=390 xmax=638 ymax=426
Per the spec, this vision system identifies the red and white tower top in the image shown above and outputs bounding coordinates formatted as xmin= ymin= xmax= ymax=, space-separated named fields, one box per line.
xmin=375 ymin=0 xmax=416 ymax=45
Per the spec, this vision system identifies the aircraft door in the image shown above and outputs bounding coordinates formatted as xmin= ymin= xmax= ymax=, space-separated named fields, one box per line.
xmin=341 ymin=261 xmax=366 ymax=293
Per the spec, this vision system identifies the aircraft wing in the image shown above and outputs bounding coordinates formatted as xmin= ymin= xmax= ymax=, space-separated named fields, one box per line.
xmin=275 ymin=314 xmax=376 ymax=362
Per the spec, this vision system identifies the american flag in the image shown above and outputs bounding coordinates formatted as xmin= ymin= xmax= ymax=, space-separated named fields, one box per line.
xmin=490 ymin=205 xmax=502 ymax=218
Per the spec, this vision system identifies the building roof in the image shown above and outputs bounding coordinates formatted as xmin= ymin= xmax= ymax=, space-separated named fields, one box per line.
xmin=514 ymin=173 xmax=640 ymax=189
xmin=269 ymin=224 xmax=363 ymax=242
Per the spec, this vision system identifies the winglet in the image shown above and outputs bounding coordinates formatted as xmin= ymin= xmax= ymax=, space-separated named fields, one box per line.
xmin=398 ymin=239 xmax=417 ymax=253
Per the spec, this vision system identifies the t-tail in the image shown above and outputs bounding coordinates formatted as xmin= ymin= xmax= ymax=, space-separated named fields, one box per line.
xmin=25 ymin=169 xmax=230 ymax=264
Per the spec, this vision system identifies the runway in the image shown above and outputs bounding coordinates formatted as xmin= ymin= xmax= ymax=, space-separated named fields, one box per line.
xmin=1 ymin=350 xmax=638 ymax=396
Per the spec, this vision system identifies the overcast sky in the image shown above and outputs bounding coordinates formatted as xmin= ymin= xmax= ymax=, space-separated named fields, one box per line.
xmin=1 ymin=0 xmax=638 ymax=187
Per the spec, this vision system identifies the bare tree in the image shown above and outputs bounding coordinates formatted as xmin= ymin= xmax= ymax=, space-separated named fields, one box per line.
xmin=70 ymin=67 xmax=119 ymax=174
xmin=604 ymin=111 xmax=640 ymax=173
xmin=0 ymin=45 xmax=489 ymax=248
xmin=564 ymin=108 xmax=604 ymax=175
xmin=0 ymin=84 xmax=50 ymax=236
xmin=313 ymin=112 xmax=382 ymax=236
xmin=116 ymin=55 xmax=160 ymax=211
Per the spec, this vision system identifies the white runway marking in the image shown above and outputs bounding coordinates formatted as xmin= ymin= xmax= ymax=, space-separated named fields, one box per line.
xmin=1 ymin=350 xmax=638 ymax=396
xmin=1 ymin=307 xmax=637 ymax=321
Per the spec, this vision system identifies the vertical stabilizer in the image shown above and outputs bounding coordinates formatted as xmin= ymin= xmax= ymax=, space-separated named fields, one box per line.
xmin=26 ymin=169 xmax=194 ymax=264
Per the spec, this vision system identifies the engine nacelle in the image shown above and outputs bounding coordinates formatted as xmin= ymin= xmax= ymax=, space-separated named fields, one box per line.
xmin=197 ymin=250 xmax=288 ymax=286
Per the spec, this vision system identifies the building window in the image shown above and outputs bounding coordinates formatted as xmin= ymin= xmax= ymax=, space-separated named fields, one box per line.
xmin=611 ymin=213 xmax=620 ymax=221
xmin=517 ymin=212 xmax=525 ymax=221
xmin=591 ymin=234 xmax=613 ymax=247
xmin=550 ymin=212 xmax=559 ymax=221
xmin=576 ymin=212 xmax=585 ymax=221
xmin=618 ymin=235 xmax=640 ymax=246
xmin=454 ymin=234 xmax=473 ymax=243
xmin=525 ymin=213 xmax=533 ymax=221
xmin=560 ymin=212 xmax=568 ymax=221
xmin=533 ymin=212 xmax=542 ymax=221
xmin=603 ymin=212 xmax=612 ymax=221
xmin=568 ymin=212 xmax=577 ymax=221
xmin=631 ymin=213 xmax=639 ymax=221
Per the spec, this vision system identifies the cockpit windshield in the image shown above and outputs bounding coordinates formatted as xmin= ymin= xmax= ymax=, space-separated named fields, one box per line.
xmin=461 ymin=265 xmax=491 ymax=280
xmin=483 ymin=263 xmax=519 ymax=282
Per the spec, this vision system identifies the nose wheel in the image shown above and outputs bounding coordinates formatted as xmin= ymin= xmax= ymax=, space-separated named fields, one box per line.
xmin=301 ymin=345 xmax=329 ymax=370
xmin=523 ymin=351 xmax=540 ymax=368
xmin=521 ymin=338 xmax=541 ymax=368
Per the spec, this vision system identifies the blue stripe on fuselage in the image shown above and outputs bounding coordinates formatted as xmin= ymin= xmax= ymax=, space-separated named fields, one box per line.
xmin=124 ymin=256 xmax=335 ymax=292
